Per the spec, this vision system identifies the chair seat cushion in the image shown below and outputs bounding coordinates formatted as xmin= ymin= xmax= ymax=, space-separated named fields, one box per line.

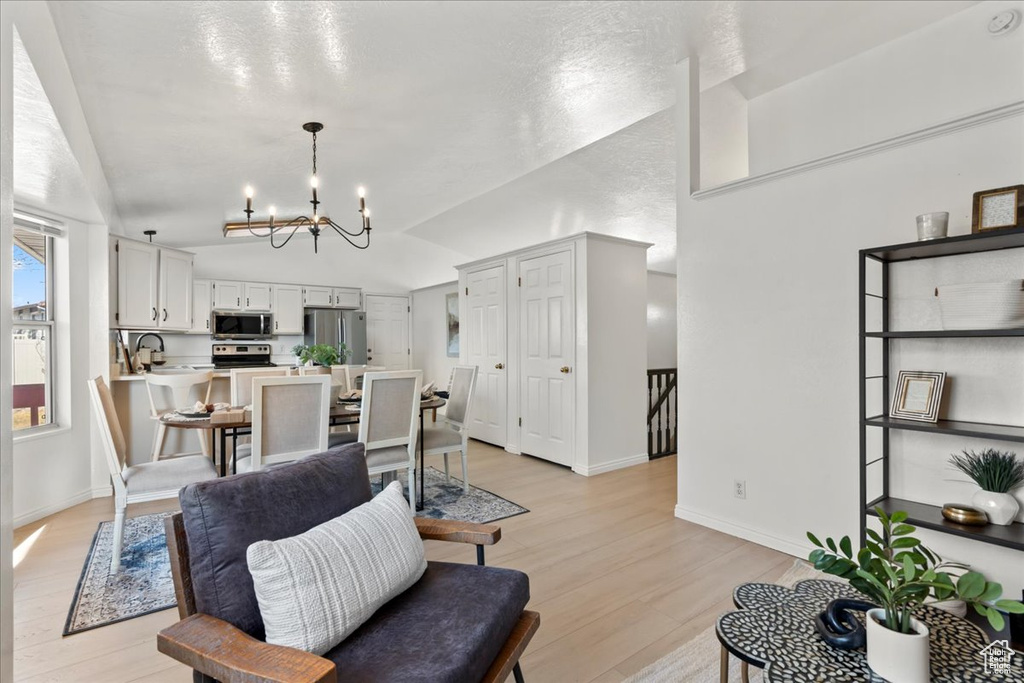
xmin=366 ymin=446 xmax=411 ymax=472
xmin=421 ymin=424 xmax=463 ymax=452
xmin=328 ymin=430 xmax=358 ymax=448
xmin=324 ymin=561 xmax=530 ymax=683
xmin=123 ymin=455 xmax=217 ymax=495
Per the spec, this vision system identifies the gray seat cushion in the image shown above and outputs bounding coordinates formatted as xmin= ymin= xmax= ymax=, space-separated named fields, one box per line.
xmin=324 ymin=560 xmax=530 ymax=683
xmin=123 ymin=455 xmax=217 ymax=495
xmin=328 ymin=430 xmax=358 ymax=448
xmin=421 ymin=424 xmax=463 ymax=452
xmin=179 ymin=444 xmax=372 ymax=640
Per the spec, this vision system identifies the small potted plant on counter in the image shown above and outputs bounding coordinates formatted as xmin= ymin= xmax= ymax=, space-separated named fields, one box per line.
xmin=292 ymin=344 xmax=343 ymax=367
xmin=949 ymin=448 xmax=1024 ymax=526
xmin=808 ymin=508 xmax=1023 ymax=683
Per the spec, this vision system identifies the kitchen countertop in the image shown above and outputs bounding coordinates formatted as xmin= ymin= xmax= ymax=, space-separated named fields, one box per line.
xmin=110 ymin=366 xmax=298 ymax=382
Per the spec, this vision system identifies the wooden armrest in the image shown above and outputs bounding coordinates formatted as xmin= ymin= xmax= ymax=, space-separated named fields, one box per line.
xmin=158 ymin=614 xmax=336 ymax=683
xmin=414 ymin=517 xmax=501 ymax=545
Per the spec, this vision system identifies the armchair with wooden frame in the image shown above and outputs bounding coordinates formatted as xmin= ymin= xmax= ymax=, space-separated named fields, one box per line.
xmin=157 ymin=442 xmax=539 ymax=683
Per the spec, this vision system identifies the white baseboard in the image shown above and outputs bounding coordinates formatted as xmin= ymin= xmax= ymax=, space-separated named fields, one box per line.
xmin=674 ymin=504 xmax=811 ymax=559
xmin=14 ymin=490 xmax=96 ymax=529
xmin=91 ymin=486 xmax=111 ymax=499
xmin=574 ymin=453 xmax=649 ymax=477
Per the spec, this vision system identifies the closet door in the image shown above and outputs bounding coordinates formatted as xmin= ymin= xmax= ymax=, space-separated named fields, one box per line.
xmin=519 ymin=250 xmax=573 ymax=466
xmin=466 ymin=265 xmax=507 ymax=447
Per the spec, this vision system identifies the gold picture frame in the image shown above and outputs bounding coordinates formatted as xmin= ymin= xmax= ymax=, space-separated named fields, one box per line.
xmin=891 ymin=370 xmax=946 ymax=423
xmin=972 ymin=185 xmax=1024 ymax=234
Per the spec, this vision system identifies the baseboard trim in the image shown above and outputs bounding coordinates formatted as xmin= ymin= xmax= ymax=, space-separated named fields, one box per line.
xmin=14 ymin=490 xmax=96 ymax=529
xmin=674 ymin=504 xmax=810 ymax=558
xmin=692 ymin=99 xmax=1024 ymax=199
xmin=574 ymin=453 xmax=649 ymax=477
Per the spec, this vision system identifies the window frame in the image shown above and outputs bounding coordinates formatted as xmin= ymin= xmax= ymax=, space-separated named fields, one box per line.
xmin=12 ymin=218 xmax=57 ymax=435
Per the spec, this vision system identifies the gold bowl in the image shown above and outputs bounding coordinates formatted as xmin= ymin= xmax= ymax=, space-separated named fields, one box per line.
xmin=941 ymin=503 xmax=988 ymax=526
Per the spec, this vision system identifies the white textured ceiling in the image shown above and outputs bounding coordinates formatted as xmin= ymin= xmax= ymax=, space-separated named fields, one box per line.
xmin=13 ymin=29 xmax=103 ymax=224
xmin=44 ymin=0 xmax=974 ymax=268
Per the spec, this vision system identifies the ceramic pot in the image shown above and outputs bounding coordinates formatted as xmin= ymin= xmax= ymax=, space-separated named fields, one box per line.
xmin=866 ymin=608 xmax=930 ymax=683
xmin=971 ymin=490 xmax=1020 ymax=526
xmin=916 ymin=212 xmax=948 ymax=241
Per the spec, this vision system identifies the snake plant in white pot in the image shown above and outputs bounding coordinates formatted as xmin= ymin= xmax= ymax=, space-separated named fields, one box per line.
xmin=949 ymin=449 xmax=1024 ymax=526
xmin=808 ymin=508 xmax=1023 ymax=683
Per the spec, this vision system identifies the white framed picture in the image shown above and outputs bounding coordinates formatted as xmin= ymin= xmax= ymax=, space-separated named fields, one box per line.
xmin=891 ymin=370 xmax=946 ymax=423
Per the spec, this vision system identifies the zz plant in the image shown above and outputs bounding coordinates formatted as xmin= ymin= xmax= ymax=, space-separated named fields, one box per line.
xmin=808 ymin=507 xmax=1023 ymax=632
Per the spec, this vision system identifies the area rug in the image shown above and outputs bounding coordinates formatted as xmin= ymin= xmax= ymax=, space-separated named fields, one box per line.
xmin=64 ymin=470 xmax=527 ymax=635
xmin=63 ymin=511 xmax=176 ymax=636
xmin=373 ymin=466 xmax=529 ymax=524
xmin=624 ymin=559 xmax=827 ymax=682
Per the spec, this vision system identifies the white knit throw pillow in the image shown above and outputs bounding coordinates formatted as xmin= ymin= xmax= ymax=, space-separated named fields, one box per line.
xmin=246 ymin=481 xmax=426 ymax=655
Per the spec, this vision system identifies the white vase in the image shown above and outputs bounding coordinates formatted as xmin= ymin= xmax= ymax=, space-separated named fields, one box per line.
xmin=866 ymin=608 xmax=930 ymax=683
xmin=971 ymin=490 xmax=1020 ymax=526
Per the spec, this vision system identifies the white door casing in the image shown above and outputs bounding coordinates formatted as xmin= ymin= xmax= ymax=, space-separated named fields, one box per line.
xmin=158 ymin=249 xmax=193 ymax=330
xmin=365 ymin=294 xmax=410 ymax=370
xmin=518 ymin=250 xmax=573 ymax=466
xmin=466 ymin=265 xmax=507 ymax=447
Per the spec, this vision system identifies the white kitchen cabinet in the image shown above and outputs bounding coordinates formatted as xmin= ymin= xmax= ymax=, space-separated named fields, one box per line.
xmin=115 ymin=238 xmax=160 ymax=328
xmin=303 ymin=286 xmax=333 ymax=307
xmin=212 ymin=281 xmax=244 ymax=311
xmin=273 ymin=284 xmax=304 ymax=334
xmin=190 ymin=279 xmax=213 ymax=333
xmin=332 ymin=288 xmax=361 ymax=309
xmin=244 ymin=282 xmax=273 ymax=312
xmin=457 ymin=233 xmax=650 ymax=476
xmin=158 ymin=249 xmax=193 ymax=330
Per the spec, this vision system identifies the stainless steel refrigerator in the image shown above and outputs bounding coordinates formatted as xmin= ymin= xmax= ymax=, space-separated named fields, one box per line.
xmin=304 ymin=309 xmax=367 ymax=364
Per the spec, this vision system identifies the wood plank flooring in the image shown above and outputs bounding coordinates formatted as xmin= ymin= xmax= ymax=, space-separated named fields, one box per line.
xmin=13 ymin=442 xmax=793 ymax=682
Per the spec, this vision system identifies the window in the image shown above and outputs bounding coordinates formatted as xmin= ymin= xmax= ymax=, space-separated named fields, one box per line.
xmin=12 ymin=222 xmax=54 ymax=432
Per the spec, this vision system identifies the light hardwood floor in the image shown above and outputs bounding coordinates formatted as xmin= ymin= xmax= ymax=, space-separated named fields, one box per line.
xmin=13 ymin=442 xmax=793 ymax=682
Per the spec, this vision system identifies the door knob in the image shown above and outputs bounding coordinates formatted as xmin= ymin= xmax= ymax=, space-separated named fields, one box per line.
xmin=560 ymin=366 xmax=571 ymax=374
xmin=495 ymin=363 xmax=504 ymax=370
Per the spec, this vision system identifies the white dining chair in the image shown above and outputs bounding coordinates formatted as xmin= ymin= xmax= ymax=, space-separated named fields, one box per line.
xmin=358 ymin=370 xmax=422 ymax=510
xmin=422 ymin=365 xmax=478 ymax=492
xmin=145 ymin=370 xmax=213 ymax=461
xmin=88 ymin=376 xmax=218 ymax=571
xmin=297 ymin=365 xmax=332 ymax=376
xmin=229 ymin=366 xmax=294 ymax=407
xmin=234 ymin=375 xmax=331 ymax=473
xmin=343 ymin=364 xmax=386 ymax=391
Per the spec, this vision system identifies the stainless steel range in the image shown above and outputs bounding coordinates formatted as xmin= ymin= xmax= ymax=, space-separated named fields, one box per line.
xmin=211 ymin=344 xmax=276 ymax=369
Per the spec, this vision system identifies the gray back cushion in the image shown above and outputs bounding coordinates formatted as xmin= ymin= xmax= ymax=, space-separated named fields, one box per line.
xmin=179 ymin=443 xmax=372 ymax=640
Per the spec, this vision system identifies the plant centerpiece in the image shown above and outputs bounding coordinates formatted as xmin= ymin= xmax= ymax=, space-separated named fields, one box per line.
xmin=808 ymin=508 xmax=1023 ymax=683
xmin=291 ymin=344 xmax=345 ymax=367
xmin=949 ymin=448 xmax=1024 ymax=526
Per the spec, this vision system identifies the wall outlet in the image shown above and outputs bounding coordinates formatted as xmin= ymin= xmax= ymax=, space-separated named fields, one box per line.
xmin=734 ymin=479 xmax=746 ymax=499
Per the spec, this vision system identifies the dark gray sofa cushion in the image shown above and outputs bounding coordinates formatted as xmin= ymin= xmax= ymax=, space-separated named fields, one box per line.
xmin=324 ymin=560 xmax=530 ymax=683
xmin=179 ymin=444 xmax=372 ymax=640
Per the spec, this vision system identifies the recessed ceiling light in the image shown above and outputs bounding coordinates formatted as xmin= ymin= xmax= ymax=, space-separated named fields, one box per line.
xmin=988 ymin=10 xmax=1020 ymax=36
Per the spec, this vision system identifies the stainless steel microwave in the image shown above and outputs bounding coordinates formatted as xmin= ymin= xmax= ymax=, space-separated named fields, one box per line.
xmin=211 ymin=311 xmax=274 ymax=339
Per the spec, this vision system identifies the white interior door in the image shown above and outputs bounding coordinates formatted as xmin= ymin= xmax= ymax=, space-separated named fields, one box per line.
xmin=365 ymin=295 xmax=410 ymax=370
xmin=466 ymin=265 xmax=507 ymax=447
xmin=519 ymin=250 xmax=573 ymax=466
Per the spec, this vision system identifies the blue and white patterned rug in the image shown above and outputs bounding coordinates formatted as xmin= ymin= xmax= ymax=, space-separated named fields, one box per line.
xmin=64 ymin=469 xmax=527 ymax=634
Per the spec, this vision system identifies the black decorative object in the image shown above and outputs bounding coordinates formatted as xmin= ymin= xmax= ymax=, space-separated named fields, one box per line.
xmin=813 ymin=598 xmax=876 ymax=650
xmin=231 ymin=122 xmax=372 ymax=253
xmin=1012 ymin=589 xmax=1024 ymax=647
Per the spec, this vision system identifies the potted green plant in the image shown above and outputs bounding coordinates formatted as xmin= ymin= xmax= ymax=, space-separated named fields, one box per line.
xmin=949 ymin=449 xmax=1023 ymax=526
xmin=291 ymin=344 xmax=307 ymax=367
xmin=808 ymin=508 xmax=1023 ymax=683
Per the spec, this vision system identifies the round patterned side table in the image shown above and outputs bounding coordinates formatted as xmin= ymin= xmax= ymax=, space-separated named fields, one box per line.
xmin=716 ymin=579 xmax=1024 ymax=682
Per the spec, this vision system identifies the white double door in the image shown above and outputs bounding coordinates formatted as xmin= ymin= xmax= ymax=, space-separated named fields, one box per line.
xmin=365 ymin=295 xmax=410 ymax=370
xmin=465 ymin=251 xmax=574 ymax=467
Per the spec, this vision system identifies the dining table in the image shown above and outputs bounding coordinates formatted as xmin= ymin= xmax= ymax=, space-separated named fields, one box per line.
xmin=160 ymin=396 xmax=447 ymax=511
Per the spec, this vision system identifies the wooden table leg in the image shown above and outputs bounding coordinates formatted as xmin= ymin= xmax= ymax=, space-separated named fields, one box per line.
xmin=742 ymin=661 xmax=749 ymax=683
xmin=720 ymin=645 xmax=729 ymax=683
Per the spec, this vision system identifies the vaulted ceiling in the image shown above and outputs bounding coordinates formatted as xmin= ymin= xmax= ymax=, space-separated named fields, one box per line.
xmin=34 ymin=0 xmax=975 ymax=273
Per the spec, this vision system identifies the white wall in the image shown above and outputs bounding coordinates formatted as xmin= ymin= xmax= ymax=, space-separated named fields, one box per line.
xmin=647 ymin=271 xmax=677 ymax=369
xmin=674 ymin=6 xmax=1024 ymax=598
xmin=747 ymin=1 xmax=1024 ymax=175
xmin=699 ymin=81 xmax=749 ymax=188
xmin=411 ymin=281 xmax=460 ymax=390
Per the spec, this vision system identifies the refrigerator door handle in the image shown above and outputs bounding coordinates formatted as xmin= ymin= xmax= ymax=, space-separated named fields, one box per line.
xmin=339 ymin=317 xmax=344 ymax=359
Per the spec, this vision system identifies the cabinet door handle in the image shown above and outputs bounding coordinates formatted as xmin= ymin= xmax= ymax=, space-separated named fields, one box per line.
xmin=495 ymin=363 xmax=504 ymax=370
xmin=247 ymin=298 xmax=250 ymax=307
xmin=152 ymin=307 xmax=157 ymax=321
xmin=275 ymin=321 xmax=279 ymax=330
xmin=237 ymin=297 xmax=240 ymax=307
xmin=329 ymin=295 xmax=333 ymax=305
xmin=206 ymin=319 xmax=209 ymax=329
xmin=163 ymin=308 xmax=168 ymax=322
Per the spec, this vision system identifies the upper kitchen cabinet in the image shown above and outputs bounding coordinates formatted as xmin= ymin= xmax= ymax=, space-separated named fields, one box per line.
xmin=303 ymin=286 xmax=332 ymax=307
xmin=273 ymin=284 xmax=304 ymax=334
xmin=333 ymin=287 xmax=361 ymax=309
xmin=190 ymin=279 xmax=212 ymax=334
xmin=212 ymin=280 xmax=244 ymax=311
xmin=244 ymin=282 xmax=273 ymax=312
xmin=111 ymin=236 xmax=194 ymax=331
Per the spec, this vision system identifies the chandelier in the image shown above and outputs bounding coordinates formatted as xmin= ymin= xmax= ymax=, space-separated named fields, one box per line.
xmin=231 ymin=122 xmax=371 ymax=253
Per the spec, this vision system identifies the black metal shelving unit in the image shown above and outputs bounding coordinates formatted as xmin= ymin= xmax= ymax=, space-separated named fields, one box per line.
xmin=858 ymin=227 xmax=1024 ymax=552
